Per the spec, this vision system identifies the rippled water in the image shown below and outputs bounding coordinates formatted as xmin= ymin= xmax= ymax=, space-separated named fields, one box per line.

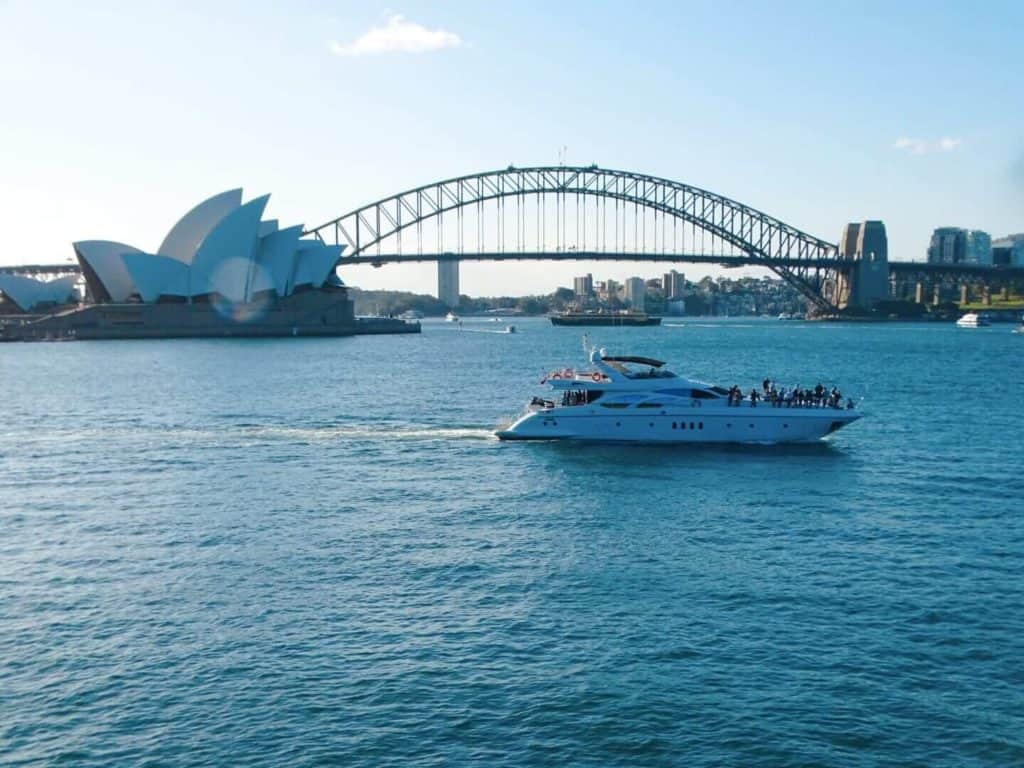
xmin=2 ymin=318 xmax=1023 ymax=765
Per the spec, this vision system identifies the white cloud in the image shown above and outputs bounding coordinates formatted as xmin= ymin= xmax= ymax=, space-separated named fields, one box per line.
xmin=331 ymin=13 xmax=462 ymax=56
xmin=893 ymin=137 xmax=962 ymax=155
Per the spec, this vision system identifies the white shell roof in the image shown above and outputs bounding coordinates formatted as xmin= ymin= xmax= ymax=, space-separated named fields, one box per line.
xmin=292 ymin=242 xmax=344 ymax=292
xmin=121 ymin=253 xmax=190 ymax=303
xmin=157 ymin=189 xmax=243 ymax=264
xmin=189 ymin=195 xmax=269 ymax=302
xmin=252 ymin=225 xmax=303 ymax=296
xmin=74 ymin=240 xmax=145 ymax=302
xmin=0 ymin=274 xmax=78 ymax=312
xmin=75 ymin=189 xmax=345 ymax=305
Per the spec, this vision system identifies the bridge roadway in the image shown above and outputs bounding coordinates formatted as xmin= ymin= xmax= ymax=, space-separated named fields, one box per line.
xmin=4 ymin=256 xmax=1024 ymax=278
xmin=339 ymin=251 xmax=848 ymax=269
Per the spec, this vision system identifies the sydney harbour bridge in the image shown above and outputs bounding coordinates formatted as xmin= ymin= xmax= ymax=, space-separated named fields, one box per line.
xmin=303 ymin=165 xmax=1022 ymax=314
xmin=6 ymin=165 xmax=1022 ymax=314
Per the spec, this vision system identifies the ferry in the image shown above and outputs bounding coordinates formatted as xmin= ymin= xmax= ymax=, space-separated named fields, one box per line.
xmin=496 ymin=349 xmax=861 ymax=444
xmin=550 ymin=310 xmax=661 ymax=327
xmin=956 ymin=312 xmax=990 ymax=328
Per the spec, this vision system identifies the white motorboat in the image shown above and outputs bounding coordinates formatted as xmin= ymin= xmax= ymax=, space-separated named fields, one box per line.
xmin=496 ymin=349 xmax=861 ymax=444
xmin=956 ymin=312 xmax=990 ymax=328
xmin=445 ymin=311 xmax=460 ymax=322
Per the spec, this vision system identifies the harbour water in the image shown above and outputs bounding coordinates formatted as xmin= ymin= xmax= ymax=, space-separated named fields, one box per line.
xmin=2 ymin=318 xmax=1022 ymax=765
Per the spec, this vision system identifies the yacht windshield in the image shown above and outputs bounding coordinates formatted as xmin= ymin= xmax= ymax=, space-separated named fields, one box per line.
xmin=603 ymin=360 xmax=676 ymax=379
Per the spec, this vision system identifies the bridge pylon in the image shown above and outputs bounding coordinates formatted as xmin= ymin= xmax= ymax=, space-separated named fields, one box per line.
xmin=834 ymin=221 xmax=890 ymax=310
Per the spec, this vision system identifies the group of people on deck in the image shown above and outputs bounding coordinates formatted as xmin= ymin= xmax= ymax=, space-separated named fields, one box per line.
xmin=727 ymin=379 xmax=853 ymax=409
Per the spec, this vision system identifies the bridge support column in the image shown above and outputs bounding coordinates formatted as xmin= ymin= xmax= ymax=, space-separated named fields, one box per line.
xmin=1001 ymin=286 xmax=1009 ymax=301
xmin=982 ymin=286 xmax=991 ymax=306
xmin=932 ymin=284 xmax=942 ymax=306
xmin=437 ymin=259 xmax=460 ymax=309
xmin=960 ymin=284 xmax=969 ymax=305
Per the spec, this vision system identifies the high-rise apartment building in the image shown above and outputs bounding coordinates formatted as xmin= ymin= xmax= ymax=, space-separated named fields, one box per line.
xmin=662 ymin=270 xmax=685 ymax=299
xmin=927 ymin=227 xmax=992 ymax=265
xmin=964 ymin=230 xmax=992 ymax=265
xmin=928 ymin=228 xmax=966 ymax=264
xmin=623 ymin=277 xmax=646 ymax=311
xmin=573 ymin=273 xmax=593 ymax=297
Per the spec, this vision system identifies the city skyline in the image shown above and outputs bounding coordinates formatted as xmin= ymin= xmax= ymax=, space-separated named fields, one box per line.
xmin=1 ymin=0 xmax=1022 ymax=296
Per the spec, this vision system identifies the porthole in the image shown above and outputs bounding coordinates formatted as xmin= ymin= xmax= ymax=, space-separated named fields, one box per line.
xmin=727 ymin=423 xmax=732 ymax=428
xmin=699 ymin=422 xmax=703 ymax=430
xmin=672 ymin=422 xmax=677 ymax=429
xmin=616 ymin=421 xmax=621 ymax=427
xmin=749 ymin=424 xmax=754 ymax=429
xmin=649 ymin=422 xmax=654 ymax=428
xmin=689 ymin=422 xmax=695 ymax=430
xmin=783 ymin=424 xmax=788 ymax=429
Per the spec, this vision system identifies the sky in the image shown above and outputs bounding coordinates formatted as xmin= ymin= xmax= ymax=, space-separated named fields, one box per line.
xmin=1 ymin=0 xmax=1022 ymax=296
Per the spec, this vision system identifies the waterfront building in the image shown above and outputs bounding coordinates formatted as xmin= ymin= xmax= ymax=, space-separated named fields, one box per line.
xmin=993 ymin=234 xmax=1024 ymax=266
xmin=72 ymin=189 xmax=344 ymax=305
xmin=438 ymin=260 xmax=459 ymax=308
xmin=662 ymin=270 xmax=685 ymax=299
xmin=926 ymin=227 xmax=993 ymax=265
xmin=964 ymin=230 xmax=992 ymax=265
xmin=623 ymin=277 xmax=646 ymax=311
xmin=666 ymin=298 xmax=686 ymax=316
xmin=600 ymin=279 xmax=620 ymax=302
xmin=573 ymin=273 xmax=593 ymax=297
xmin=2 ymin=190 xmax=418 ymax=341
xmin=928 ymin=227 xmax=966 ymax=264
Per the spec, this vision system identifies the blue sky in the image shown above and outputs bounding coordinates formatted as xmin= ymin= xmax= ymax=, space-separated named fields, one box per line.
xmin=1 ymin=0 xmax=1021 ymax=295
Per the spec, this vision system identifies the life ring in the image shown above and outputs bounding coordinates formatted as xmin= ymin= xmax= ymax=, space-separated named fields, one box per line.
xmin=591 ymin=372 xmax=602 ymax=382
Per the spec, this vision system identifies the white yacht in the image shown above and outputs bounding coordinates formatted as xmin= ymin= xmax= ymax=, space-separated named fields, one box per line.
xmin=445 ymin=311 xmax=460 ymax=323
xmin=956 ymin=312 xmax=990 ymax=328
xmin=496 ymin=350 xmax=861 ymax=444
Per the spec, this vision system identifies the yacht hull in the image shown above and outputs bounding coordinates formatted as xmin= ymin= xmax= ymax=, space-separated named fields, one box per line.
xmin=497 ymin=407 xmax=860 ymax=444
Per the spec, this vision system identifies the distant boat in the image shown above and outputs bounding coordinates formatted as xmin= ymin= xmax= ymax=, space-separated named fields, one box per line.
xmin=1014 ymin=315 xmax=1024 ymax=334
xmin=445 ymin=311 xmax=460 ymax=323
xmin=956 ymin=312 xmax=990 ymax=328
xmin=550 ymin=310 xmax=661 ymax=327
xmin=399 ymin=309 xmax=423 ymax=320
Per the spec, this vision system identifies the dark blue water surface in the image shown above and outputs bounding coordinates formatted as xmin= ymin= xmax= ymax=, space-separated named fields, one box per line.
xmin=2 ymin=318 xmax=1023 ymax=766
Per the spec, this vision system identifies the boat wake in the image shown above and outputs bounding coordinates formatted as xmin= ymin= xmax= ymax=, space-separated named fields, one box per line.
xmin=241 ymin=424 xmax=497 ymax=442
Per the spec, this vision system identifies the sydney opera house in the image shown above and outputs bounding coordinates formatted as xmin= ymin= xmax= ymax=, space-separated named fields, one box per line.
xmin=1 ymin=190 xmax=416 ymax=340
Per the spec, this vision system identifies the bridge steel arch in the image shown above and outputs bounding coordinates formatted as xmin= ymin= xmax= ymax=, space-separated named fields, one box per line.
xmin=306 ymin=166 xmax=844 ymax=312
